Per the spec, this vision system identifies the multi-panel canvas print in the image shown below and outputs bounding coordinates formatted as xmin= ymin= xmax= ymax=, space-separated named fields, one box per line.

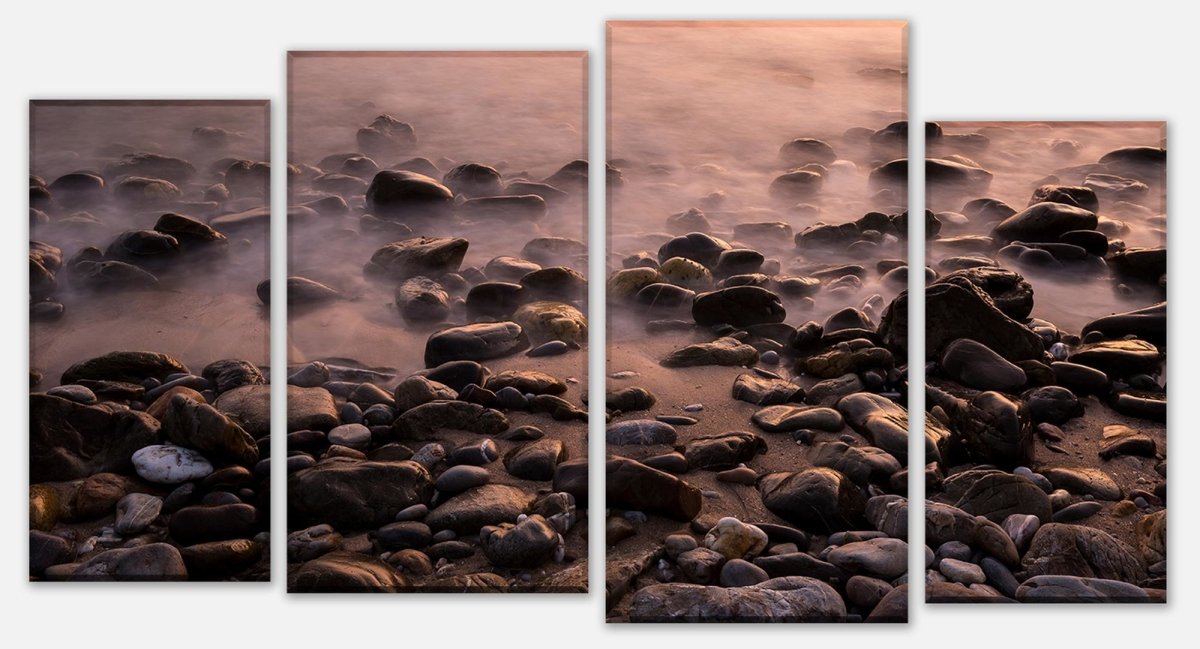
xmin=923 ymin=121 xmax=1166 ymax=603
xmin=29 ymin=100 xmax=272 ymax=581
xmin=605 ymin=21 xmax=911 ymax=621
xmin=286 ymin=52 xmax=589 ymax=592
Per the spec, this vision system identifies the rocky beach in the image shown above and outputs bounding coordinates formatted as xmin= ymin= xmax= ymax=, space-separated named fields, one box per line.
xmin=284 ymin=53 xmax=589 ymax=592
xmin=921 ymin=122 xmax=1167 ymax=603
xmin=605 ymin=23 xmax=912 ymax=621
xmin=29 ymin=101 xmax=271 ymax=581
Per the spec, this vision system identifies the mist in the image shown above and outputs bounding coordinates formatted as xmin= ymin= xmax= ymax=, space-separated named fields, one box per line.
xmin=30 ymin=101 xmax=270 ymax=386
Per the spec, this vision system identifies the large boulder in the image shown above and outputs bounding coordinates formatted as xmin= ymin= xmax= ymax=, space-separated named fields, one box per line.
xmin=30 ymin=393 xmax=160 ymax=482
xmin=881 ymin=282 xmax=1043 ymax=362
xmin=288 ymin=459 xmax=435 ymax=529
xmin=1021 ymin=523 xmax=1146 ymax=584
xmin=628 ymin=577 xmax=847 ymax=622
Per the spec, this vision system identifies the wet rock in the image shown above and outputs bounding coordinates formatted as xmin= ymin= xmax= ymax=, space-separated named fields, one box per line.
xmin=1028 ymin=184 xmax=1099 ymax=212
xmin=1021 ymin=523 xmax=1145 ymax=583
xmin=805 ymin=373 xmax=865 ymax=407
xmin=925 ymin=501 xmax=1019 ymax=567
xmin=769 ymin=170 xmax=824 ymax=202
xmin=1040 ymin=467 xmax=1122 ymax=501
xmin=1069 ymin=340 xmax=1161 ymax=378
xmin=30 ymin=530 xmax=74 ymax=576
xmin=665 ymin=207 xmax=713 ymax=234
xmin=61 ymin=351 xmax=188 ymax=385
xmin=202 ymin=359 xmax=265 ymax=395
xmin=180 ymin=539 xmax=262 ymax=579
xmin=605 ymin=386 xmax=656 ymax=412
xmin=1099 ymin=424 xmax=1156 ymax=460
xmin=396 ymin=277 xmax=451 ymax=322
xmin=659 ymin=257 xmax=713 ymax=290
xmin=161 ymin=395 xmax=258 ymax=466
xmin=424 ymin=322 xmax=528 ymax=367
xmin=366 ymin=236 xmax=467 ymax=281
xmin=628 ymin=577 xmax=846 ymax=622
xmin=1082 ymin=302 xmax=1166 ymax=348
xmin=288 ymin=524 xmax=342 ymax=561
xmin=661 ymin=337 xmax=758 ymax=368
xmin=810 ymin=442 xmax=900 ymax=485
xmin=503 ymin=438 xmax=567 ymax=480
xmin=760 ymin=467 xmax=866 ymax=533
xmin=606 ymin=419 xmax=676 ymax=445
xmin=392 ymin=376 xmax=458 ymax=413
xmin=678 ymin=547 xmax=726 ymax=584
xmin=69 ymin=543 xmax=187 ymax=581
xmin=692 ymin=286 xmax=786 ymax=327
xmin=752 ymin=405 xmax=844 ymax=433
xmin=1050 ymin=361 xmax=1111 ymax=396
xmin=393 ymin=400 xmax=508 ymax=438
xmin=607 ymin=456 xmax=702 ymax=521
xmin=939 ymin=338 xmax=1026 ymax=391
xmin=481 ymin=514 xmax=559 ymax=567
xmin=992 ymin=202 xmax=1098 ymax=244
xmin=828 ymin=538 xmax=908 ymax=580
xmin=949 ymin=471 xmax=1052 ymax=524
xmin=288 ymin=459 xmax=434 ymax=528
xmin=31 ymin=393 xmax=161 ymax=482
xmin=168 ymin=503 xmax=258 ymax=545
xmin=731 ymin=373 xmax=803 ymax=406
xmin=66 ymin=472 xmax=127 ymax=521
xmin=1021 ymin=386 xmax=1083 ymax=425
xmin=837 ymin=393 xmax=915 ymax=462
xmin=779 ymin=137 xmax=837 ymax=166
xmin=365 ymin=170 xmax=453 ymax=219
xmin=681 ymin=432 xmax=766 ymax=470
xmin=425 ymin=484 xmax=533 ymax=534
xmin=1016 ymin=575 xmax=1149 ymax=602
xmin=114 ymin=493 xmax=163 ymax=535
xmin=658 ymin=232 xmax=731 ymax=268
xmin=704 ymin=517 xmax=769 ymax=561
xmin=893 ymin=282 xmax=1044 ymax=362
xmin=608 ymin=267 xmax=662 ymax=300
xmin=930 ymin=388 xmax=1032 ymax=468
xmin=512 ymin=301 xmax=587 ymax=344
xmin=288 ymin=551 xmax=408 ymax=592
xmin=442 ymin=162 xmax=502 ymax=198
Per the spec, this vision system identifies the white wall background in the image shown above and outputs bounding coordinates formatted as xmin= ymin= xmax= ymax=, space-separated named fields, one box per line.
xmin=1 ymin=1 xmax=1194 ymax=645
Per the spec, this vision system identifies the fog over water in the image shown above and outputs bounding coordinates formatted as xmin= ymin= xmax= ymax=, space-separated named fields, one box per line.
xmin=30 ymin=102 xmax=270 ymax=386
xmin=608 ymin=22 xmax=908 ymax=340
xmin=929 ymin=121 xmax=1166 ymax=334
xmin=287 ymin=53 xmax=587 ymax=378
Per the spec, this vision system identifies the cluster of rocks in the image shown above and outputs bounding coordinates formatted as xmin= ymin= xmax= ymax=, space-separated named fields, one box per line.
xmin=31 ymin=139 xmax=272 ymax=322
xmin=30 ymin=351 xmax=269 ymax=581
xmin=920 ymin=128 xmax=1166 ymax=603
xmin=605 ymin=129 xmax=916 ymax=622
xmin=284 ymin=113 xmax=590 ymax=592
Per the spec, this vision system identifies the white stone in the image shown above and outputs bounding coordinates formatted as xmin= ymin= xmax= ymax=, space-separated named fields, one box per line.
xmin=132 ymin=444 xmax=214 ymax=484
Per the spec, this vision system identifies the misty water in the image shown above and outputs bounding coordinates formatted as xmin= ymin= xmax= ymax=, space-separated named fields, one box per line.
xmin=30 ymin=102 xmax=270 ymax=387
xmin=288 ymin=53 xmax=587 ymax=378
xmin=928 ymin=121 xmax=1166 ymax=335
xmin=608 ymin=22 xmax=909 ymax=341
